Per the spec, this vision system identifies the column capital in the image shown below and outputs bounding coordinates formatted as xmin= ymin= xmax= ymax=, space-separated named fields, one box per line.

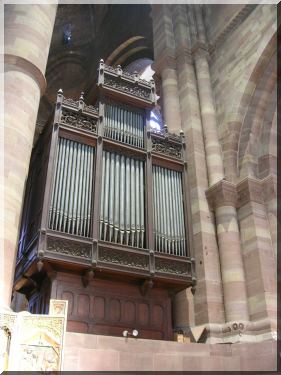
xmin=152 ymin=48 xmax=177 ymax=74
xmin=237 ymin=177 xmax=264 ymax=207
xmin=191 ymin=41 xmax=210 ymax=60
xmin=206 ymin=179 xmax=238 ymax=209
xmin=262 ymin=174 xmax=277 ymax=202
xmin=207 ymin=177 xmax=274 ymax=210
xmin=175 ymin=46 xmax=193 ymax=65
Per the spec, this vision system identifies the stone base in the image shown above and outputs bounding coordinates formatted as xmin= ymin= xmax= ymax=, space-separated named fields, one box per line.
xmin=190 ymin=318 xmax=277 ymax=344
xmin=63 ymin=331 xmax=277 ymax=371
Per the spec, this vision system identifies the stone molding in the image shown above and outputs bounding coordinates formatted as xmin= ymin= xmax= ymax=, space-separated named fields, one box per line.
xmin=262 ymin=174 xmax=277 ymax=202
xmin=237 ymin=177 xmax=264 ymax=207
xmin=191 ymin=317 xmax=276 ymax=344
xmin=209 ymin=5 xmax=257 ymax=52
xmin=175 ymin=46 xmax=193 ymax=65
xmin=206 ymin=179 xmax=237 ymax=209
xmin=4 ymin=54 xmax=47 ymax=96
xmin=191 ymin=41 xmax=210 ymax=60
xmin=206 ymin=176 xmax=276 ymax=209
xmin=152 ymin=48 xmax=177 ymax=73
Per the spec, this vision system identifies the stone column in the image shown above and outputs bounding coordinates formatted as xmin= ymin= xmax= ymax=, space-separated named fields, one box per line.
xmin=263 ymin=174 xmax=277 ymax=258
xmin=207 ymin=181 xmax=249 ymax=322
xmin=151 ymin=4 xmax=181 ymax=133
xmin=160 ymin=62 xmax=182 ymax=133
xmin=2 ymin=4 xmax=57 ymax=309
xmin=193 ymin=6 xmax=224 ymax=186
xmin=171 ymin=4 xmax=225 ymax=326
xmin=237 ymin=178 xmax=276 ymax=328
xmin=191 ymin=5 xmax=249 ymax=323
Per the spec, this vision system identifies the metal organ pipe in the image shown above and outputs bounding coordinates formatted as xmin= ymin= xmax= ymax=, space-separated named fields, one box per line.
xmin=152 ymin=166 xmax=187 ymax=256
xmin=120 ymin=155 xmax=125 ymax=244
xmin=125 ymin=157 xmax=131 ymax=245
xmin=104 ymin=102 xmax=144 ymax=148
xmin=48 ymin=137 xmax=94 ymax=238
xmin=99 ymin=150 xmax=145 ymax=248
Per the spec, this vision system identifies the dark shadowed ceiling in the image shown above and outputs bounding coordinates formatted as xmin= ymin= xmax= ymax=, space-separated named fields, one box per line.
xmin=35 ymin=4 xmax=153 ymax=136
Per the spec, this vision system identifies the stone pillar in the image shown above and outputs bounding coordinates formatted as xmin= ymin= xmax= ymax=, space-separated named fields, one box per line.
xmin=189 ymin=5 xmax=249 ymax=323
xmin=3 ymin=4 xmax=57 ymax=308
xmin=160 ymin=63 xmax=182 ymax=133
xmin=263 ymin=175 xmax=277 ymax=258
xmin=193 ymin=6 xmax=224 ymax=186
xmin=171 ymin=4 xmax=225 ymax=326
xmin=151 ymin=4 xmax=181 ymax=133
xmin=237 ymin=178 xmax=276 ymax=327
xmin=194 ymin=51 xmax=224 ymax=185
xmin=207 ymin=180 xmax=249 ymax=322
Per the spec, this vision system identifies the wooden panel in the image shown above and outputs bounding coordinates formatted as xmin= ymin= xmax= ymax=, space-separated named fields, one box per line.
xmin=109 ymin=299 xmax=121 ymax=322
xmin=77 ymin=294 xmax=90 ymax=317
xmin=53 ymin=272 xmax=173 ymax=340
xmin=92 ymin=296 xmax=105 ymax=320
xmin=138 ymin=303 xmax=149 ymax=326
xmin=152 ymin=304 xmax=164 ymax=328
xmin=123 ymin=301 xmax=135 ymax=323
xmin=67 ymin=320 xmax=88 ymax=333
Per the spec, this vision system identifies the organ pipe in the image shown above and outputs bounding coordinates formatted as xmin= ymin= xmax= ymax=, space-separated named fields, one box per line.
xmin=104 ymin=102 xmax=144 ymax=148
xmin=100 ymin=150 xmax=145 ymax=248
xmin=48 ymin=137 xmax=94 ymax=237
xmin=48 ymin=115 xmax=187 ymax=256
xmin=152 ymin=166 xmax=187 ymax=256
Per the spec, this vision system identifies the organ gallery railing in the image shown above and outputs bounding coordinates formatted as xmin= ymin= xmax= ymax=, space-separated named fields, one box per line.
xmin=15 ymin=59 xmax=196 ymax=294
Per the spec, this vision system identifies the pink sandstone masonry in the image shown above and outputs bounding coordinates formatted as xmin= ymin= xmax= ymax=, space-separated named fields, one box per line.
xmin=63 ymin=332 xmax=277 ymax=371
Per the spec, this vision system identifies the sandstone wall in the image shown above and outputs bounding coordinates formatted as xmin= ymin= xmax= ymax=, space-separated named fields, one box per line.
xmin=63 ymin=332 xmax=277 ymax=371
xmin=208 ymin=4 xmax=276 ymax=180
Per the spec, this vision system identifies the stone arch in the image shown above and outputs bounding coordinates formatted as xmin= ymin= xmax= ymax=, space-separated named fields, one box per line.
xmin=105 ymin=36 xmax=146 ymax=65
xmin=238 ymin=50 xmax=277 ymax=179
xmin=105 ymin=36 xmax=153 ymax=68
xmin=258 ymin=107 xmax=277 ymax=178
xmin=222 ymin=31 xmax=276 ymax=180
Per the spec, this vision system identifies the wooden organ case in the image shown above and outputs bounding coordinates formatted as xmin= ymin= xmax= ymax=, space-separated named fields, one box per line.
xmin=14 ymin=60 xmax=196 ymax=340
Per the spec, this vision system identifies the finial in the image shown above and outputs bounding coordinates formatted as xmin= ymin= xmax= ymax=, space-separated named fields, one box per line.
xmin=117 ymin=64 xmax=122 ymax=76
xmin=58 ymin=88 xmax=63 ymax=94
xmin=100 ymin=58 xmax=104 ymax=63
xmin=79 ymin=91 xmax=84 ymax=101
xmin=180 ymin=129 xmax=184 ymax=136
xmin=133 ymin=70 xmax=139 ymax=82
xmin=164 ymin=124 xmax=168 ymax=133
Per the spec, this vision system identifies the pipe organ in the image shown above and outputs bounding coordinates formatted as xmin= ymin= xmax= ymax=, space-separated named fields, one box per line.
xmin=153 ymin=166 xmax=186 ymax=256
xmin=100 ymin=151 xmax=145 ymax=248
xmin=49 ymin=138 xmax=94 ymax=237
xmin=14 ymin=60 xmax=196 ymax=341
xmin=104 ymin=101 xmax=144 ymax=148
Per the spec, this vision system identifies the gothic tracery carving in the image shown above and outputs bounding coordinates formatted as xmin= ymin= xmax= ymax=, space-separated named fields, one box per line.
xmin=103 ymin=76 xmax=151 ymax=100
xmin=47 ymin=237 xmax=92 ymax=258
xmin=155 ymin=258 xmax=189 ymax=275
xmin=99 ymin=248 xmax=149 ymax=269
xmin=60 ymin=109 xmax=97 ymax=133
xmin=151 ymin=137 xmax=183 ymax=159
